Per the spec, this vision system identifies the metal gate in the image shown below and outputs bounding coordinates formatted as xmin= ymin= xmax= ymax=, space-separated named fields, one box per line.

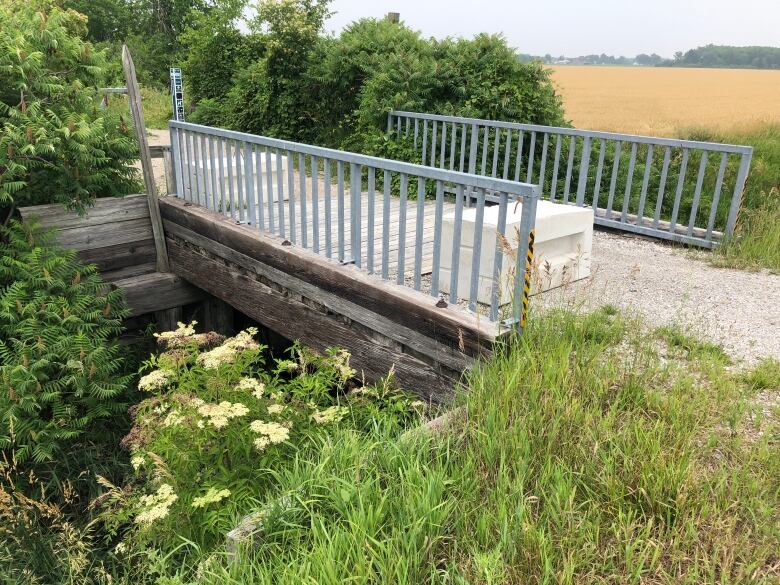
xmin=388 ymin=111 xmax=752 ymax=248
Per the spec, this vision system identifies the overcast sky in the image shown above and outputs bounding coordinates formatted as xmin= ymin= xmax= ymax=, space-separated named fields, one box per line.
xmin=323 ymin=0 xmax=780 ymax=58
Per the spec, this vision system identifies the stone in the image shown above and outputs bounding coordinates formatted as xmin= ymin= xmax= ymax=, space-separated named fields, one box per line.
xmin=439 ymin=200 xmax=593 ymax=305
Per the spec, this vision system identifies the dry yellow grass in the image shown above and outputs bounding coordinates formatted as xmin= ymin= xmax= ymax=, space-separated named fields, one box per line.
xmin=549 ymin=66 xmax=780 ymax=136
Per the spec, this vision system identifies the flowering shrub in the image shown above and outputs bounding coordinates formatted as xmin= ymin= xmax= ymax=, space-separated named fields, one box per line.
xmin=101 ymin=324 xmax=423 ymax=553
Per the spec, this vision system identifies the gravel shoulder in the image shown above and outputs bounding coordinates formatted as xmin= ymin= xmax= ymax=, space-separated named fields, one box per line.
xmin=538 ymin=231 xmax=780 ymax=365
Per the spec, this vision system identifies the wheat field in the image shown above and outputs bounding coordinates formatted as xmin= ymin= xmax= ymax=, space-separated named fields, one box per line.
xmin=549 ymin=66 xmax=780 ymax=136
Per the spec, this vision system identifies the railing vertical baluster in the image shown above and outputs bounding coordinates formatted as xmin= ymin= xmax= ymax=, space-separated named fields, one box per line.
xmin=255 ymin=145 xmax=265 ymax=230
xmin=226 ymin=140 xmax=236 ymax=218
xmin=502 ymin=129 xmax=512 ymax=180
xmin=217 ymin=138 xmax=226 ymax=214
xmin=514 ymin=131 xmax=524 ymax=182
xmin=431 ymin=179 xmax=444 ymax=297
xmin=550 ymin=134 xmax=562 ymax=201
xmin=276 ymin=150 xmax=285 ymax=238
xmin=491 ymin=127 xmax=501 ymax=178
xmin=575 ymin=135 xmax=592 ymax=207
xmin=669 ymin=148 xmax=689 ymax=232
xmin=196 ymin=134 xmax=207 ymax=207
xmin=337 ymin=160 xmax=345 ymax=261
xmin=439 ymin=121 xmax=447 ymax=169
xmin=449 ymin=185 xmax=465 ymax=305
xmin=653 ymin=147 xmax=672 ymax=229
xmin=169 ymin=126 xmax=183 ymax=197
xmin=489 ymin=192 xmax=509 ymax=321
xmin=480 ymin=126 xmax=489 ymax=175
xmin=687 ymin=151 xmax=709 ymax=236
xmin=209 ymin=136 xmax=218 ymax=211
xmin=468 ymin=124 xmax=478 ymax=174
xmin=396 ymin=115 xmax=402 ymax=135
xmin=244 ymin=141 xmax=255 ymax=225
xmin=184 ymin=130 xmax=195 ymax=203
xmin=621 ymin=142 xmax=638 ymax=223
xmin=350 ymin=163 xmax=362 ymax=267
xmin=537 ymin=133 xmax=549 ymax=194
xmin=725 ymin=152 xmax=752 ymax=238
xmin=386 ymin=113 xmax=393 ymax=134
xmin=449 ymin=122 xmax=457 ymax=170
xmin=606 ymin=140 xmax=622 ymax=217
xmin=367 ymin=167 xmax=375 ymax=273
xmin=459 ymin=124 xmax=467 ymax=172
xmin=414 ymin=177 xmax=425 ymax=290
xmin=397 ymin=173 xmax=408 ymax=285
xmin=287 ymin=152 xmax=296 ymax=243
xmin=311 ymin=155 xmax=320 ymax=253
xmin=404 ymin=117 xmax=410 ymax=136
xmin=430 ymin=121 xmax=438 ymax=167
xmin=706 ymin=152 xmax=729 ymax=241
xmin=468 ymin=188 xmax=486 ymax=312
xmin=421 ymin=121 xmax=428 ymax=164
xmin=562 ymin=135 xmax=576 ymax=204
xmin=324 ymin=159 xmax=332 ymax=258
xmin=299 ymin=153 xmax=308 ymax=248
xmin=413 ymin=118 xmax=419 ymax=149
xmin=235 ymin=139 xmax=245 ymax=222
xmin=265 ymin=148 xmax=275 ymax=232
xmin=525 ymin=131 xmax=536 ymax=183
xmin=382 ymin=170 xmax=391 ymax=279
xmin=513 ymin=191 xmax=539 ymax=332
xmin=592 ymin=139 xmax=606 ymax=211
xmin=636 ymin=144 xmax=654 ymax=225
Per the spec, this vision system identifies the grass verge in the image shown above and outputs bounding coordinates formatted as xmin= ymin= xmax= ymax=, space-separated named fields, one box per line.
xmin=150 ymin=308 xmax=779 ymax=584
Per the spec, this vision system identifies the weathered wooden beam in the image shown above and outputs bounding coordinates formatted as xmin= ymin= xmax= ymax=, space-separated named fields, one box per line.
xmin=122 ymin=45 xmax=170 ymax=272
xmin=159 ymin=198 xmax=496 ymax=358
xmin=166 ymin=239 xmax=458 ymax=401
xmin=113 ymin=271 xmax=205 ymax=316
xmin=19 ymin=195 xmax=149 ymax=230
xmin=163 ymin=220 xmax=474 ymax=373
xmin=202 ymin=297 xmax=234 ymax=336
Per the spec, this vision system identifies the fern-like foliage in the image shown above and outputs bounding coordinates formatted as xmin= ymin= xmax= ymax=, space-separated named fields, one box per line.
xmin=0 ymin=220 xmax=131 ymax=464
xmin=0 ymin=0 xmax=140 ymax=217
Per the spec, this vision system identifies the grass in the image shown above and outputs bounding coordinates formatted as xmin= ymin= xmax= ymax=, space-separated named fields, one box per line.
xmin=143 ymin=308 xmax=779 ymax=584
xmin=104 ymin=86 xmax=173 ymax=130
xmin=549 ymin=65 xmax=780 ymax=136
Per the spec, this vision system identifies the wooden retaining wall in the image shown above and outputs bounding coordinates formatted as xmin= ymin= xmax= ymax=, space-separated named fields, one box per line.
xmin=19 ymin=196 xmax=204 ymax=316
xmin=160 ymin=198 xmax=496 ymax=401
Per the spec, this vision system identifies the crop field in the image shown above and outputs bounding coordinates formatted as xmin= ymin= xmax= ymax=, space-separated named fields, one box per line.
xmin=549 ymin=65 xmax=780 ymax=136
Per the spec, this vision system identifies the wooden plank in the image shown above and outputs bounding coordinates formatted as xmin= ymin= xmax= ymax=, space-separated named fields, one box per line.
xmin=101 ymin=262 xmax=157 ymax=283
xmin=164 ymin=221 xmax=474 ymax=372
xmin=76 ymin=238 xmax=156 ymax=272
xmin=54 ymin=218 xmax=153 ymax=251
xmin=160 ymin=197 xmax=496 ymax=357
xmin=122 ymin=45 xmax=170 ymax=272
xmin=167 ymin=239 xmax=458 ymax=401
xmin=113 ymin=271 xmax=205 ymax=316
xmin=19 ymin=195 xmax=149 ymax=230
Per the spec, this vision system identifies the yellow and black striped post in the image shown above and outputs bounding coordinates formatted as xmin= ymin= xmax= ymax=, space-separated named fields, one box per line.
xmin=520 ymin=229 xmax=535 ymax=330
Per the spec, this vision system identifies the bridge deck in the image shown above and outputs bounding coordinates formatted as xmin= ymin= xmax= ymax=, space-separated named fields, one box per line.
xmin=219 ymin=184 xmax=457 ymax=282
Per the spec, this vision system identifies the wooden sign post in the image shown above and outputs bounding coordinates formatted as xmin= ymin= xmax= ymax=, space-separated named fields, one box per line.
xmin=121 ymin=44 xmax=170 ymax=273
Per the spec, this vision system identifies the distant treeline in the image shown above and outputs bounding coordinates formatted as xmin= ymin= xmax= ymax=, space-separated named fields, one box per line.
xmin=521 ymin=45 xmax=780 ymax=70
xmin=662 ymin=45 xmax=780 ymax=69
xmin=518 ymin=53 xmax=664 ymax=66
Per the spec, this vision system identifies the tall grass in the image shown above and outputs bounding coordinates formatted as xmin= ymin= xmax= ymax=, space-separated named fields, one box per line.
xmin=104 ymin=87 xmax=173 ymax=130
xmin=151 ymin=308 xmax=778 ymax=584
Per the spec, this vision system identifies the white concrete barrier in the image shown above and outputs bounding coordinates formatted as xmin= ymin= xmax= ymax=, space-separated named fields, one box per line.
xmin=439 ymin=200 xmax=593 ymax=305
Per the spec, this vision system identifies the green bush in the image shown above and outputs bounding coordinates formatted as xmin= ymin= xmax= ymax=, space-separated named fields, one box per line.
xmin=101 ymin=324 xmax=421 ymax=556
xmin=195 ymin=6 xmax=565 ymax=153
xmin=0 ymin=0 xmax=140 ymax=218
xmin=0 ymin=221 xmax=130 ymax=466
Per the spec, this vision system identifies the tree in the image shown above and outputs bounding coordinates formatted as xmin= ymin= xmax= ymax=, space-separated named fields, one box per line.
xmin=0 ymin=0 xmax=140 ymax=221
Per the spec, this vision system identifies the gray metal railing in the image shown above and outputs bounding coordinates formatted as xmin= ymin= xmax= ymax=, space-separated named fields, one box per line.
xmin=169 ymin=121 xmax=541 ymax=326
xmin=388 ymin=111 xmax=753 ymax=248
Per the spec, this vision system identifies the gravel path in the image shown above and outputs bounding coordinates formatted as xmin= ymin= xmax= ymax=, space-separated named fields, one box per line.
xmin=537 ymin=232 xmax=780 ymax=365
